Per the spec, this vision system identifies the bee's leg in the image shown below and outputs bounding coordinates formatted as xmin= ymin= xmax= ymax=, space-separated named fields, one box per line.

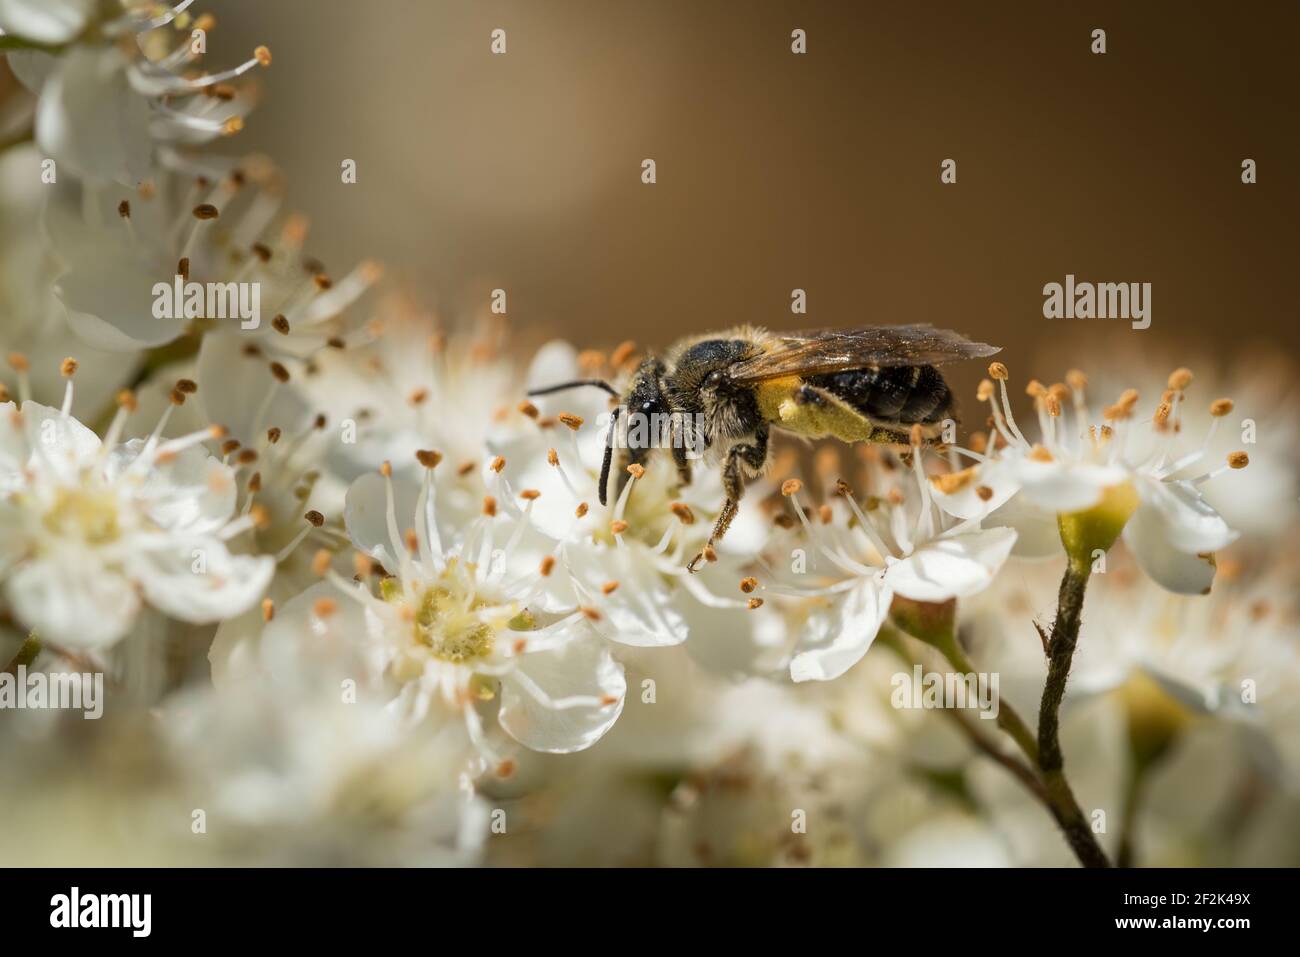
xmin=687 ymin=425 xmax=769 ymax=573
xmin=669 ymin=413 xmax=694 ymax=488
xmin=597 ymin=405 xmax=622 ymax=507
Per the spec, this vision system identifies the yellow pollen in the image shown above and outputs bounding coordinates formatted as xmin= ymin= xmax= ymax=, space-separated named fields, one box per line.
xmin=558 ymin=412 xmax=584 ymax=430
xmin=988 ymin=362 xmax=1009 ymax=381
xmin=1210 ymin=398 xmax=1234 ymax=417
xmin=1167 ymin=367 xmax=1193 ymax=391
xmin=520 ymin=489 xmax=541 ymax=501
xmin=601 ymin=581 xmax=620 ymax=595
xmin=254 ymin=45 xmax=272 ymax=66
xmin=261 ymin=598 xmax=274 ymax=622
xmin=610 ymin=519 xmax=629 ymax=534
xmin=739 ymin=577 xmax=758 ymax=594
xmin=747 ymin=597 xmax=764 ymax=610
xmin=1028 ymin=445 xmax=1054 ymax=463
xmin=416 ymin=449 xmax=442 ymax=469
xmin=626 ymin=463 xmax=646 ymax=479
xmin=539 ymin=555 xmax=556 ymax=576
xmin=930 ymin=466 xmax=978 ymax=495
xmin=1227 ymin=451 xmax=1249 ymax=469
xmin=781 ymin=479 xmax=803 ymax=496
xmin=490 ymin=456 xmax=506 ymax=473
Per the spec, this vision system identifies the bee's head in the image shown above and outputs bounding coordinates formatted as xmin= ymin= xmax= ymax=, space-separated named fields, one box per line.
xmin=672 ymin=339 xmax=750 ymax=400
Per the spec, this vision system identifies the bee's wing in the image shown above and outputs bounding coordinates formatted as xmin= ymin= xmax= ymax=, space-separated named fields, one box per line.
xmin=727 ymin=325 xmax=1000 ymax=383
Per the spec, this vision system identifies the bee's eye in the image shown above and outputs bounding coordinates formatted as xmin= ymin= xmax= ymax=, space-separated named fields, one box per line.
xmin=705 ymin=370 xmax=724 ymax=388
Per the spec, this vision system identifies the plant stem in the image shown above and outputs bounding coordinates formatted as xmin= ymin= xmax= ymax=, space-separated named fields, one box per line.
xmin=933 ymin=629 xmax=1038 ymax=764
xmin=2 ymin=633 xmax=41 ymax=676
xmin=1117 ymin=767 xmax=1147 ymax=868
xmin=1035 ymin=559 xmax=1111 ymax=868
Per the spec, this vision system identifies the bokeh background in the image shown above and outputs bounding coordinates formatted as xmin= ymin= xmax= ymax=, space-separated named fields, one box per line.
xmin=197 ymin=0 xmax=1298 ymax=409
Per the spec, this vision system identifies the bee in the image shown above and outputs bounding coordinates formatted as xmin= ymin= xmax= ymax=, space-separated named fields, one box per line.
xmin=528 ymin=324 xmax=999 ymax=572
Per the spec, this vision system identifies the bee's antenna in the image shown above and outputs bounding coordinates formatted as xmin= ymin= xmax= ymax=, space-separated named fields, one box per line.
xmin=526 ymin=379 xmax=619 ymax=398
xmin=597 ymin=406 xmax=621 ymax=507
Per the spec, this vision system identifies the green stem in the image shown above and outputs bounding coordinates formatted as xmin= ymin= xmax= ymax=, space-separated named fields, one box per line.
xmin=1117 ymin=766 xmax=1147 ymax=868
xmin=933 ymin=629 xmax=1039 ymax=764
xmin=1035 ymin=559 xmax=1111 ymax=868
xmin=2 ymin=632 xmax=41 ymax=676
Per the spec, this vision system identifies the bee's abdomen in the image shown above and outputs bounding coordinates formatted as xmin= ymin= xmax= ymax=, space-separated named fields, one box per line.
xmin=806 ymin=365 xmax=952 ymax=424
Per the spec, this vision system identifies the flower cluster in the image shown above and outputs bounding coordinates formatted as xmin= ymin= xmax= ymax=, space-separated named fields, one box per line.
xmin=2 ymin=6 xmax=1297 ymax=868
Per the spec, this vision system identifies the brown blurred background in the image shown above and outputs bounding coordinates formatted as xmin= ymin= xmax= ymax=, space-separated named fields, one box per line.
xmin=35 ymin=2 xmax=1300 ymax=390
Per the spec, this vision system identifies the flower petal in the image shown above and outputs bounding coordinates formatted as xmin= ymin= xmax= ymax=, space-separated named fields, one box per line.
xmin=886 ymin=526 xmax=1017 ymax=602
xmin=127 ymin=538 xmax=274 ymax=624
xmin=5 ymin=556 xmax=140 ymax=648
xmin=1122 ymin=502 xmax=1219 ymax=595
xmin=343 ymin=471 xmax=420 ymax=569
xmin=789 ymin=575 xmax=891 ymax=683
xmin=498 ymin=629 xmax=626 ymax=753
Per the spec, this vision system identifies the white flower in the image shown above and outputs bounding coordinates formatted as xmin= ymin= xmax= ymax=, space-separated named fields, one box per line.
xmin=292 ymin=306 xmax=523 ymax=484
xmin=0 ymin=370 xmax=274 ymax=649
xmin=0 ymin=144 xmax=135 ymax=409
xmin=938 ymin=364 xmax=1245 ymax=593
xmin=0 ymin=0 xmax=95 ymax=46
xmin=260 ymin=460 xmax=628 ymax=768
xmin=770 ymin=436 xmax=1016 ymax=683
xmin=495 ymin=340 xmax=777 ymax=673
xmin=164 ymin=680 xmax=489 ymax=866
xmin=5 ymin=4 xmax=269 ymax=186
xmin=39 ymin=158 xmax=382 ymax=352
